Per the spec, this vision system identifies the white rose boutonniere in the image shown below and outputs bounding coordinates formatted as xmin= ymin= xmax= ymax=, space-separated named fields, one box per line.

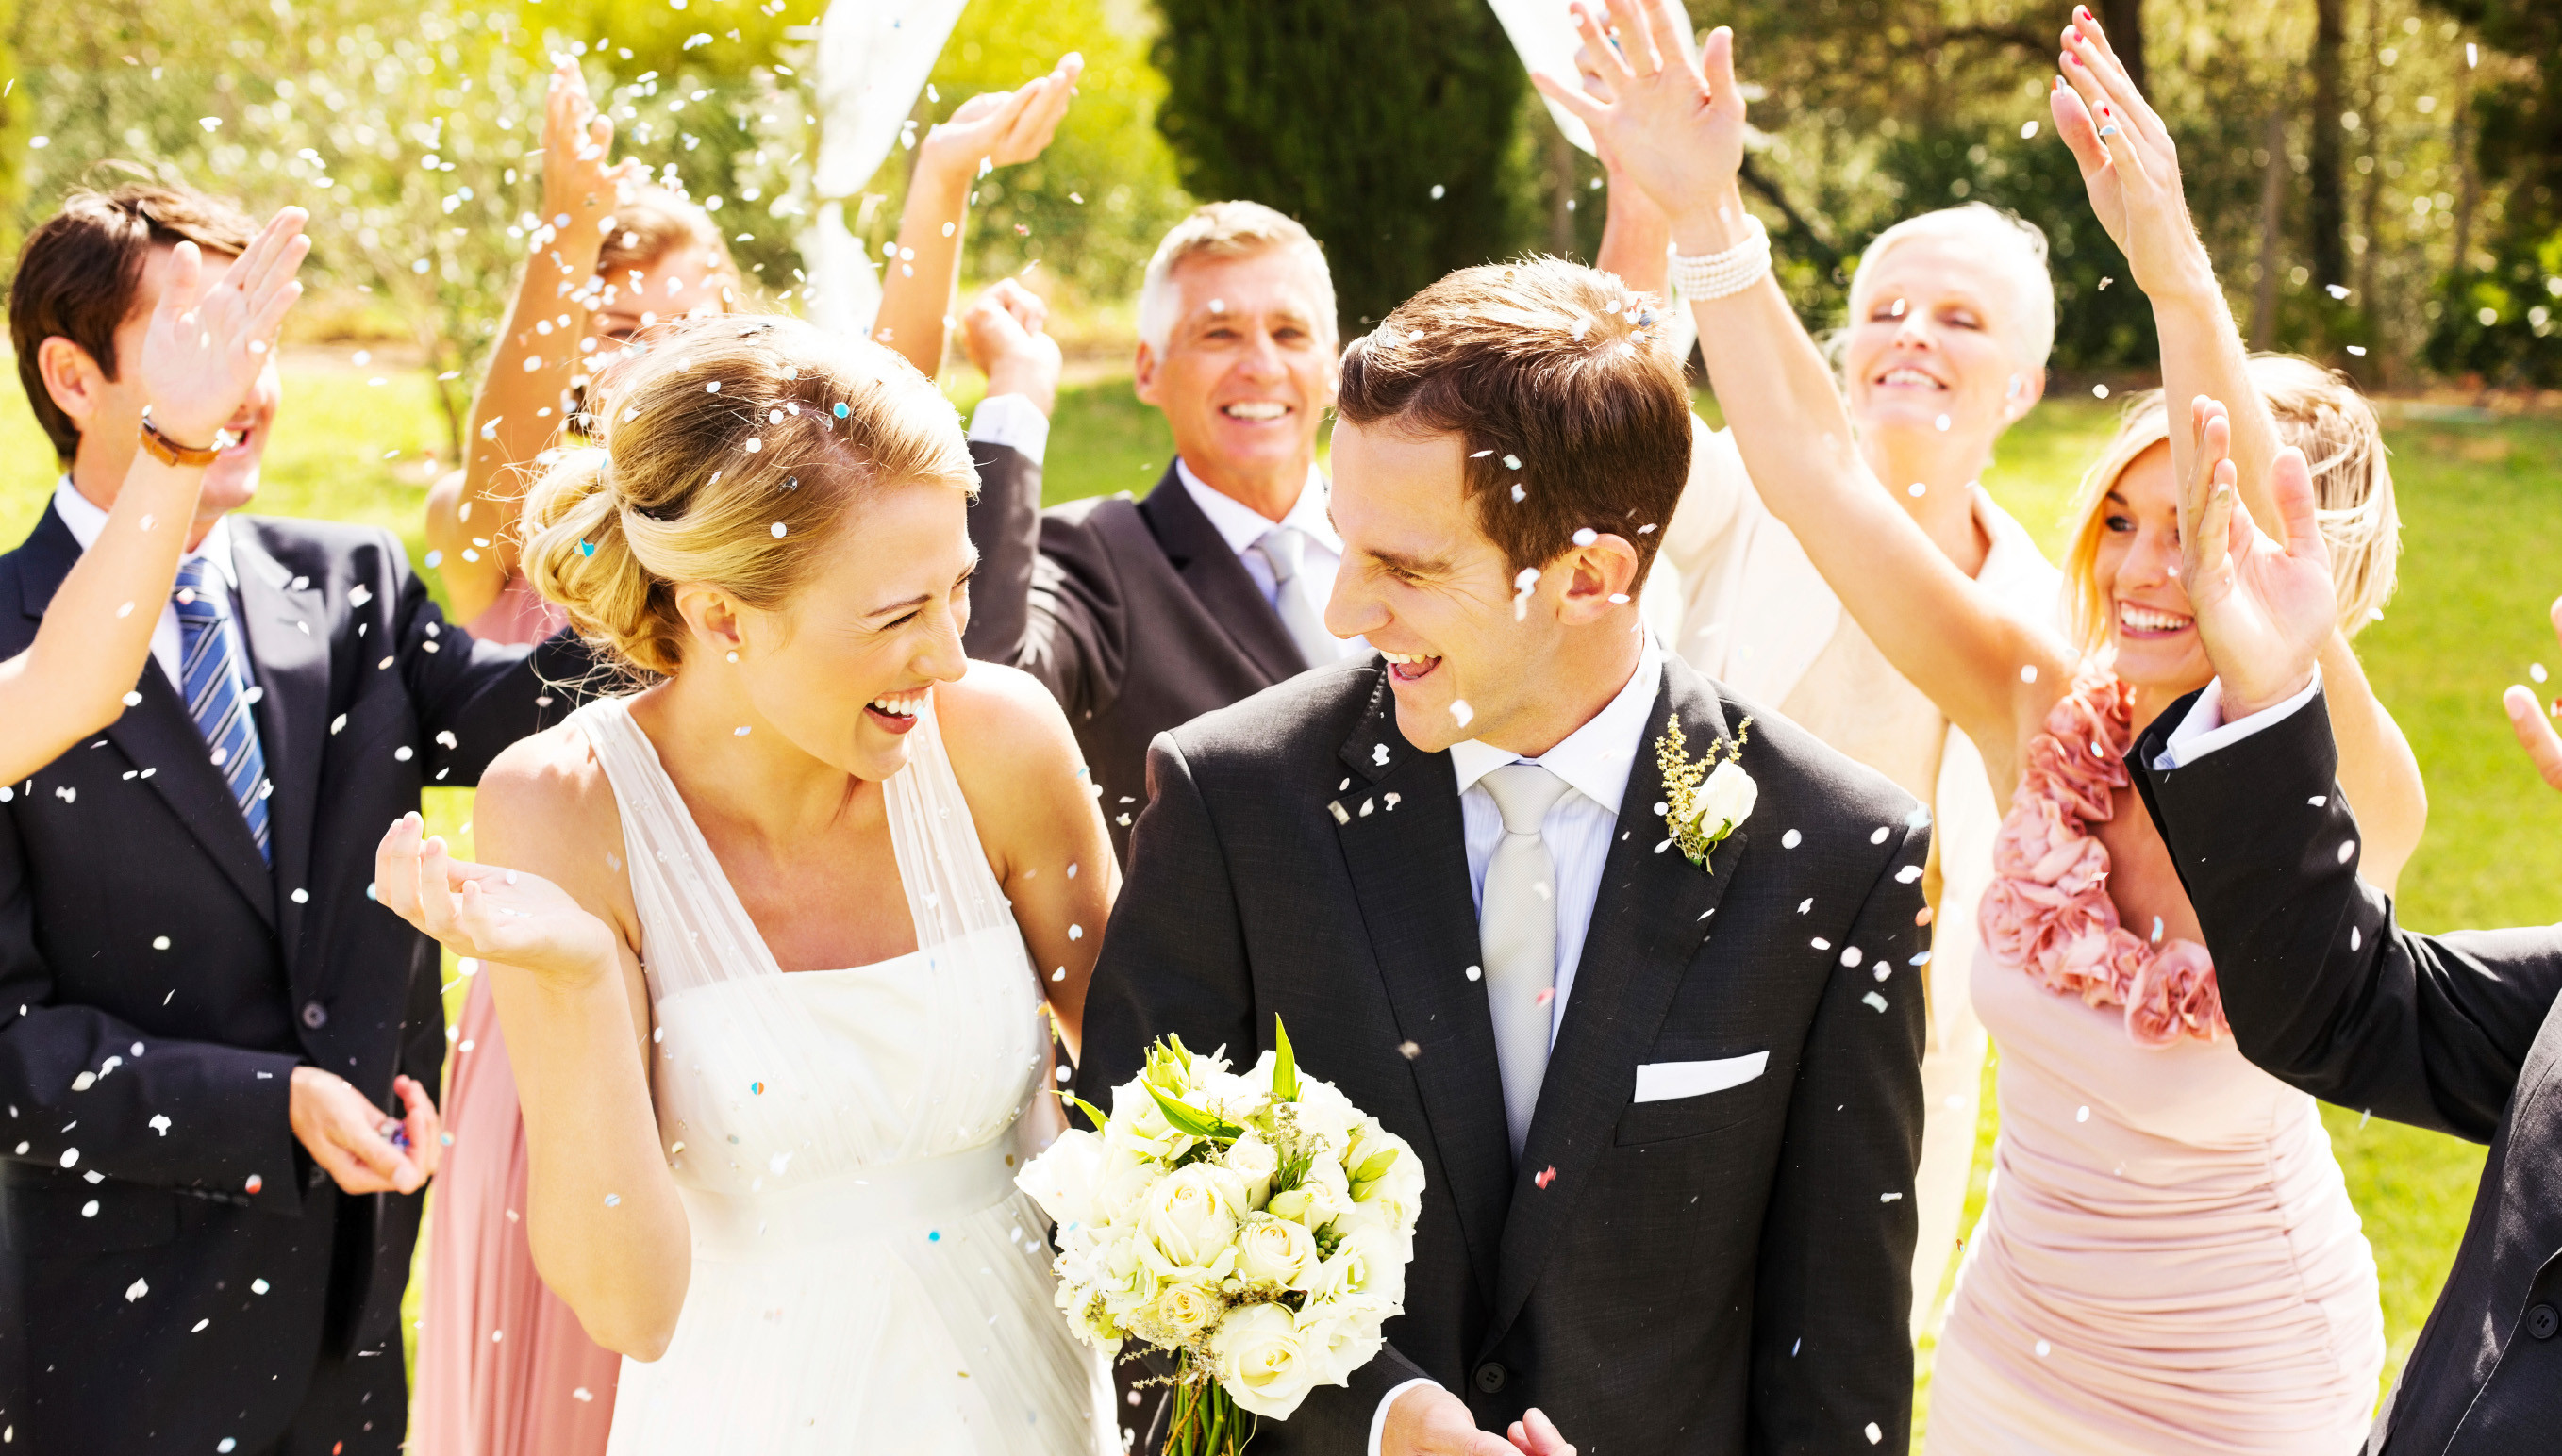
xmin=1656 ymin=716 xmax=1756 ymax=871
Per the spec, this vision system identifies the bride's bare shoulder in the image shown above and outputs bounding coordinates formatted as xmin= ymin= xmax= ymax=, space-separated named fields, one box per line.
xmin=937 ymin=663 xmax=1089 ymax=810
xmin=474 ymin=713 xmax=624 ymax=872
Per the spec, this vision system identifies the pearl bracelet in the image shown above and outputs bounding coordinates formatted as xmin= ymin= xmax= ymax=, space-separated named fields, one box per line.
xmin=1670 ymin=214 xmax=1772 ymax=304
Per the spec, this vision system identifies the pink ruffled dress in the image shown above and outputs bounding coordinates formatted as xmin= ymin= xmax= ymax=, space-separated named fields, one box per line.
xmin=1924 ymin=673 xmax=2383 ymax=1455
xmin=412 ymin=578 xmax=615 ymax=1456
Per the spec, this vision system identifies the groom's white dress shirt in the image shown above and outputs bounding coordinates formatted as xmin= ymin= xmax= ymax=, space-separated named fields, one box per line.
xmin=1367 ymin=633 xmax=1665 ymax=1453
xmin=2147 ymin=670 xmax=2326 ymax=769
xmin=51 ymin=474 xmax=250 ymax=694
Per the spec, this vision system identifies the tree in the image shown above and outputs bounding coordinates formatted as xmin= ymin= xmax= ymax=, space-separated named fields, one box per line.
xmin=2417 ymin=0 xmax=2561 ymax=385
xmin=1150 ymin=0 xmax=1530 ymax=331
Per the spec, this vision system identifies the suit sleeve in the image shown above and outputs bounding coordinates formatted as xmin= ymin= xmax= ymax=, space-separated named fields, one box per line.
xmin=959 ymin=453 xmax=1126 ymax=724
xmin=0 ymin=802 xmax=307 ymax=1210
xmin=379 ymin=530 xmax=590 ymax=784
xmin=1750 ymin=819 xmax=1928 ymax=1454
xmin=2136 ymin=689 xmax=2562 ymax=1143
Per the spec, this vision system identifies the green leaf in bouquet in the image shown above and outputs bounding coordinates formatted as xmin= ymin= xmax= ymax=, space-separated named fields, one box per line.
xmin=1147 ymin=1081 xmax=1243 ymax=1143
xmin=1352 ymin=1145 xmax=1401 ymax=1185
xmin=1271 ymin=1015 xmax=1300 ymax=1103
xmin=1068 ymin=1094 xmax=1112 ymax=1134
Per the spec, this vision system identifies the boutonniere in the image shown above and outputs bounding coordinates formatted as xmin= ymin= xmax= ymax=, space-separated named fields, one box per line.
xmin=1655 ymin=716 xmax=1756 ymax=872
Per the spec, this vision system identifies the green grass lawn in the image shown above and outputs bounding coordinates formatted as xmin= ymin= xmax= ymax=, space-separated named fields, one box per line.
xmin=3 ymin=363 xmax=2551 ymax=1447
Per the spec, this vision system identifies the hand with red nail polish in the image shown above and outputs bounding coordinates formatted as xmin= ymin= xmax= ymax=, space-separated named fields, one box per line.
xmin=2047 ymin=3 xmax=2214 ymax=306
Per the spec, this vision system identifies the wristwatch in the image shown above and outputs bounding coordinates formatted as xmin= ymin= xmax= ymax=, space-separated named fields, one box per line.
xmin=138 ymin=407 xmax=232 ymax=468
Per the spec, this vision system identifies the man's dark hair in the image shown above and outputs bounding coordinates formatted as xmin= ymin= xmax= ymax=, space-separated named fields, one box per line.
xmin=1335 ymin=256 xmax=1692 ymax=579
xmin=9 ymin=178 xmax=258 ymax=463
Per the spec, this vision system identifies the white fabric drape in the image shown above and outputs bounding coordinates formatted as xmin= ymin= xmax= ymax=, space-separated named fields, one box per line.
xmin=801 ymin=0 xmax=972 ymax=337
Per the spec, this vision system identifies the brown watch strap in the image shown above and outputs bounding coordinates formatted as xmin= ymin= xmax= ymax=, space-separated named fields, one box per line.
xmin=139 ymin=409 xmax=226 ymax=468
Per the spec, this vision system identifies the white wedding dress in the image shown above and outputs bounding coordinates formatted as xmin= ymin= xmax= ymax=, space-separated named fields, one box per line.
xmin=567 ymin=693 xmax=1116 ymax=1455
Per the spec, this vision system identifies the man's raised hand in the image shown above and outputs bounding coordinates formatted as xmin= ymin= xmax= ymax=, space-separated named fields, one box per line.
xmin=1532 ymin=0 xmax=1749 ymax=252
xmin=139 ymin=207 xmax=309 ymax=450
xmin=2177 ymin=397 xmax=2336 ymax=719
xmin=960 ymin=279 xmax=1061 ymax=418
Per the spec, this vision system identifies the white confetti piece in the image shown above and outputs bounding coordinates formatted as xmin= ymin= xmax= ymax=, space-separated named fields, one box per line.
xmin=1782 ymin=829 xmax=1803 ymax=849
xmin=125 ymin=1277 xmax=148 ymax=1301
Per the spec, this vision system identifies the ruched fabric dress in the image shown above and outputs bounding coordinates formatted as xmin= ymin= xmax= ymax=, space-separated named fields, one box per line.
xmin=569 ymin=692 xmax=1115 ymax=1455
xmin=1925 ymin=674 xmax=2383 ymax=1455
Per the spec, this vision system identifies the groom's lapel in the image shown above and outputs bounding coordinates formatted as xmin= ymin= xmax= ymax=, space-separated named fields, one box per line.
xmin=1332 ymin=668 xmax=1510 ymax=1308
xmin=1487 ymin=657 xmax=1747 ymax=1344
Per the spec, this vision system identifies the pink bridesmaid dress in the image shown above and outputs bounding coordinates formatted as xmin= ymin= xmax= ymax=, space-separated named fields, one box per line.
xmin=412 ymin=579 xmax=616 ymax=1455
xmin=1925 ymin=674 xmax=2384 ymax=1455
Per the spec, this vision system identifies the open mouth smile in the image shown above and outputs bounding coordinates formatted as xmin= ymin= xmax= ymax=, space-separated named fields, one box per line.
xmin=1381 ymin=651 xmax=1441 ymax=683
xmin=867 ymin=687 xmax=927 ymax=734
xmin=2117 ymin=601 xmax=2193 ymax=637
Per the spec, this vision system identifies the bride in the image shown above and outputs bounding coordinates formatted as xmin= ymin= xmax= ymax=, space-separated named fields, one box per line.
xmin=374 ymin=312 xmax=1119 ymax=1454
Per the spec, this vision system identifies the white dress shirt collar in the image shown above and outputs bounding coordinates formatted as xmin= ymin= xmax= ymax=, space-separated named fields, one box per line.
xmin=1447 ymin=634 xmax=1664 ymax=816
xmin=1174 ymin=457 xmax=1339 ymax=558
xmin=52 ymin=474 xmax=240 ymax=590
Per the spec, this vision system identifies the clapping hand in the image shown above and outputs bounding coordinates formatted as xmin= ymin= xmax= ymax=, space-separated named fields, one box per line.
xmin=2178 ymin=397 xmax=2336 ymax=719
xmin=138 ymin=207 xmax=310 ymax=451
xmin=1532 ymin=0 xmax=1745 ymax=250
xmin=959 ymin=278 xmax=1061 ymax=418
xmin=2050 ymin=6 xmax=2212 ymax=301
xmin=374 ymin=812 xmax=620 ymax=990
xmin=919 ymin=53 xmax=1084 ymax=181
xmin=2501 ymin=599 xmax=2562 ymax=791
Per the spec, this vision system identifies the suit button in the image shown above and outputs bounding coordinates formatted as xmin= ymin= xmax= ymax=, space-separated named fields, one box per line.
xmin=2530 ymin=1303 xmax=2559 ymax=1340
xmin=300 ymin=1001 xmax=327 ymax=1029
xmin=1472 ymin=1362 xmax=1507 ymax=1395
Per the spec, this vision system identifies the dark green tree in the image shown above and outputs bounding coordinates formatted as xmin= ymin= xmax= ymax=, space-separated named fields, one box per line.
xmin=1151 ymin=0 xmax=1530 ymax=332
xmin=2418 ymin=0 xmax=2560 ymax=386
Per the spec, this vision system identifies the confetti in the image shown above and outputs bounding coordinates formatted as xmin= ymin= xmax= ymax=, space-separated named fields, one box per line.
xmin=1465 ymin=965 xmax=1482 ymax=982
xmin=1397 ymin=1040 xmax=1422 ymax=1060
xmin=1450 ymin=700 xmax=1474 ymax=728
xmin=1533 ymin=1166 xmax=1556 ymax=1189
xmin=2092 ymin=384 xmax=2111 ymax=400
xmin=1782 ymin=829 xmax=1803 ymax=849
xmin=771 ymin=522 xmax=788 ymax=538
xmin=2021 ymin=664 xmax=2039 ymax=683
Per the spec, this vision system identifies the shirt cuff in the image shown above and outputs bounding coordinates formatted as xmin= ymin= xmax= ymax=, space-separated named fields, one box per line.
xmin=1370 ymin=1378 xmax=1440 ymax=1456
xmin=2149 ymin=668 xmax=2323 ymax=771
xmin=966 ymin=392 xmax=1050 ymax=468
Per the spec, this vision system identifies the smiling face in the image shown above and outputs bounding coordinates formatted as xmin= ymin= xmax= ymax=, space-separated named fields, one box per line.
xmin=2088 ymin=440 xmax=2213 ymax=694
xmin=587 ymin=245 xmax=730 ymax=358
xmin=1133 ymin=247 xmax=1339 ymax=496
xmin=712 ymin=476 xmax=977 ymax=783
xmin=1842 ymin=234 xmax=2038 ymax=463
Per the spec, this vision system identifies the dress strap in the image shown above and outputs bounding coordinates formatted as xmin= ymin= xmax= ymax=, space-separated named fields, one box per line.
xmin=882 ymin=693 xmax=1020 ymax=949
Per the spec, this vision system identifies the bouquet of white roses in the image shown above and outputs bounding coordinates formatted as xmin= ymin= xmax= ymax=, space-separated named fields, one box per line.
xmin=1016 ymin=1018 xmax=1422 ymax=1456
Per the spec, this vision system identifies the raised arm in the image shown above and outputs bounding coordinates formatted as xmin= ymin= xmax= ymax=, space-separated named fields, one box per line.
xmin=869 ymin=54 xmax=1082 ymax=381
xmin=2053 ymin=7 xmax=2424 ymax=887
xmin=1535 ymin=0 xmax=2067 ymax=772
xmin=437 ymin=64 xmax=640 ymax=623
xmin=375 ymin=761 xmax=689 ymax=1359
xmin=4 ymin=208 xmax=311 ymax=784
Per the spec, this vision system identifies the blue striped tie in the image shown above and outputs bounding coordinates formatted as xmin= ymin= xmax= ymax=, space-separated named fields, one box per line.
xmin=172 ymin=557 xmax=272 ymax=862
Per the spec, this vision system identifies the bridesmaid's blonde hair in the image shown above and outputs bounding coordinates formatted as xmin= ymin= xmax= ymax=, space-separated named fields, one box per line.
xmin=521 ymin=314 xmax=975 ymax=677
xmin=2064 ymin=355 xmax=2400 ymax=653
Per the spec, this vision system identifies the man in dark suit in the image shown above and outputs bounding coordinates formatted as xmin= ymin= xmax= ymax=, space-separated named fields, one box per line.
xmin=2133 ymin=413 xmax=2562 ymax=1455
xmin=1078 ymin=258 xmax=1928 ymax=1456
xmin=962 ymin=201 xmax=1360 ymax=858
xmin=0 ymin=184 xmax=582 ymax=1452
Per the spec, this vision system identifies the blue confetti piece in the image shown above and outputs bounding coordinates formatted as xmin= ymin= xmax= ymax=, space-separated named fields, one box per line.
xmin=578 ymin=540 xmax=595 ymax=557
xmin=927 ymin=1230 xmax=940 ymax=1242
xmin=833 ymin=402 xmax=850 ymax=419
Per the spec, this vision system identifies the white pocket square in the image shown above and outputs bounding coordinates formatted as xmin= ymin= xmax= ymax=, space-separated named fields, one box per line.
xmin=1633 ymin=1052 xmax=1770 ymax=1104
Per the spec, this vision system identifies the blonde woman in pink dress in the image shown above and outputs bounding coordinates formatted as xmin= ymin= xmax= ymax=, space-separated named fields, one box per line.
xmin=1542 ymin=4 xmax=2419 ymax=1450
xmin=411 ymin=58 xmax=1079 ymax=1455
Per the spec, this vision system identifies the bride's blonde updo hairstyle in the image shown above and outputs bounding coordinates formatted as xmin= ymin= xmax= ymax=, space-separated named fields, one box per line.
xmin=2063 ymin=353 xmax=2400 ymax=653
xmin=521 ymin=313 xmax=975 ymax=676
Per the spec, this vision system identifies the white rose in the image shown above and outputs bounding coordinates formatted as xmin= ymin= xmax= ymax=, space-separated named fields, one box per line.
xmin=1152 ymin=1279 xmax=1225 ymax=1341
xmin=1090 ymin=1143 xmax=1163 ymax=1224
xmin=1284 ymin=1072 xmax=1364 ymax=1150
xmin=1233 ymin=1213 xmax=1320 ymax=1291
xmin=1209 ymin=1300 xmax=1325 ymax=1419
xmin=1306 ymin=1214 xmax=1409 ymax=1314
xmin=1345 ymin=1121 xmax=1425 ymax=1237
xmin=1106 ymin=1082 xmax=1194 ymax=1162
xmin=1294 ymin=1304 xmax=1388 ymax=1387
xmin=1137 ymin=1161 xmax=1245 ymax=1268
xmin=1222 ymin=1131 xmax=1280 ymax=1208
xmin=1015 ymin=1128 xmax=1104 ymax=1230
xmin=1690 ymin=759 xmax=1757 ymax=840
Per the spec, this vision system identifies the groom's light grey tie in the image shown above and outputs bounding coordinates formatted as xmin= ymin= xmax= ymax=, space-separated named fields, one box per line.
xmin=1479 ymin=762 xmax=1574 ymax=1161
xmin=1250 ymin=524 xmax=1340 ymax=669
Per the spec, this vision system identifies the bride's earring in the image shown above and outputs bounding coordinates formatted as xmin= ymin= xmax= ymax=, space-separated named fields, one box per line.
xmin=726 ymin=650 xmax=740 ymax=664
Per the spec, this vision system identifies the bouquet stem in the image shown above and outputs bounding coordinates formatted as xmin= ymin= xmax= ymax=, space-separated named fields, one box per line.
xmin=1163 ymin=1357 xmax=1255 ymax=1456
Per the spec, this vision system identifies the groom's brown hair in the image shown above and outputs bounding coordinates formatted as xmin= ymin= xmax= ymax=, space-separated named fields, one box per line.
xmin=1335 ymin=256 xmax=1692 ymax=578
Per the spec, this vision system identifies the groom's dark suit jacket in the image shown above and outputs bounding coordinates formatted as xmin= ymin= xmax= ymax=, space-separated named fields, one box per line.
xmin=2137 ymin=690 xmax=2562 ymax=1456
xmin=0 ymin=506 xmax=584 ymax=1451
xmin=965 ymin=458 xmax=1325 ymax=863
xmin=1080 ymin=653 xmax=1930 ymax=1454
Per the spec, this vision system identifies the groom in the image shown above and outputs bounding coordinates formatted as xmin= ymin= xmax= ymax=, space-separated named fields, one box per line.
xmin=1078 ymin=257 xmax=1929 ymax=1455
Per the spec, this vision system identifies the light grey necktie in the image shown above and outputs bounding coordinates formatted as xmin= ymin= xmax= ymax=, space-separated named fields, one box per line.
xmin=1251 ymin=525 xmax=1340 ymax=670
xmin=1479 ymin=762 xmax=1574 ymax=1160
